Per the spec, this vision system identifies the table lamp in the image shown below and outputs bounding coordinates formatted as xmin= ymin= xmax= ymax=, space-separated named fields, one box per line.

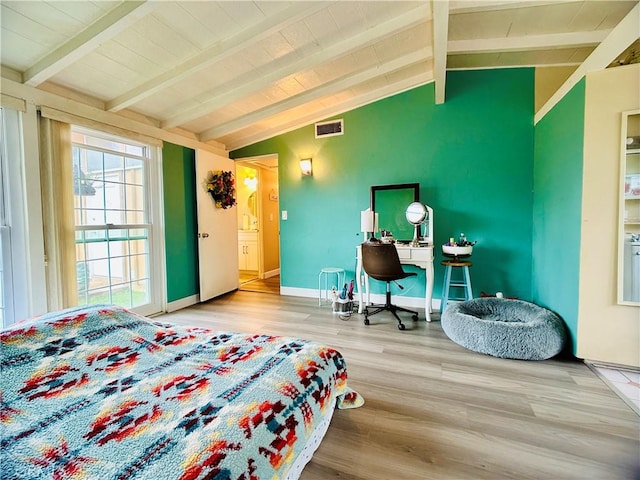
xmin=360 ymin=209 xmax=378 ymax=240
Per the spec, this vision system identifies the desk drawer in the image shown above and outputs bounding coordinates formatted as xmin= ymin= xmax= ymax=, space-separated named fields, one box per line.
xmin=410 ymin=248 xmax=433 ymax=261
xmin=397 ymin=248 xmax=412 ymax=260
xmin=396 ymin=246 xmax=433 ymax=262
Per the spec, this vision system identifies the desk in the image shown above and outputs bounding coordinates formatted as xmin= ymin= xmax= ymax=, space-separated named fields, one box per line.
xmin=355 ymin=243 xmax=434 ymax=322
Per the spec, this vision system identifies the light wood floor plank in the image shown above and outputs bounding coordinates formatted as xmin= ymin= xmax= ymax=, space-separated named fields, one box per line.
xmin=162 ymin=291 xmax=640 ymax=480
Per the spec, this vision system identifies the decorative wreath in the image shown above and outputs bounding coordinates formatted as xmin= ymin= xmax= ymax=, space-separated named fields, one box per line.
xmin=206 ymin=170 xmax=236 ymax=209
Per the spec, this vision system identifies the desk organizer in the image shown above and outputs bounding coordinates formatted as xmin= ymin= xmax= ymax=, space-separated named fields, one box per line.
xmin=332 ymin=298 xmax=353 ymax=314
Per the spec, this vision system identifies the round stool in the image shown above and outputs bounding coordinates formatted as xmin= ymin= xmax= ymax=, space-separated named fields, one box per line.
xmin=318 ymin=267 xmax=345 ymax=306
xmin=441 ymin=259 xmax=473 ymax=313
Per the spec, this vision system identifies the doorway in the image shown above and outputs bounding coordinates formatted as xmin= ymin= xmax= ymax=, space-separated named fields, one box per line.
xmin=234 ymin=155 xmax=280 ymax=293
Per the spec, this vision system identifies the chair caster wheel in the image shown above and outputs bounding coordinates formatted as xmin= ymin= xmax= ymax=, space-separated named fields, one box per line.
xmin=398 ymin=323 xmax=406 ymax=330
xmin=412 ymin=314 xmax=419 ymax=321
xmin=364 ymin=318 xmax=370 ymax=325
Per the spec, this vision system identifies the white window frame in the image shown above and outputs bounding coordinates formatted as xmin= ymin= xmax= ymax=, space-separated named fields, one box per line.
xmin=71 ymin=127 xmax=166 ymax=316
xmin=0 ymin=106 xmax=47 ymax=326
xmin=0 ymin=112 xmax=12 ymax=326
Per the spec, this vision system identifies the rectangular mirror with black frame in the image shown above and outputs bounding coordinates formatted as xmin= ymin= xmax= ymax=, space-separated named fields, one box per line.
xmin=370 ymin=183 xmax=419 ymax=242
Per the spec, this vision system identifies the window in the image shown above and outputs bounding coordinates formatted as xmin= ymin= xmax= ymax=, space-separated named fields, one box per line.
xmin=72 ymin=128 xmax=163 ymax=314
xmin=0 ymin=109 xmax=10 ymax=326
xmin=0 ymin=106 xmax=43 ymax=327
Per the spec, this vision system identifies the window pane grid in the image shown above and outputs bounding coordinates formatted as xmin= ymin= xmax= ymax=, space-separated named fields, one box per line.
xmin=73 ymin=128 xmax=151 ymax=311
xmin=74 ymin=148 xmax=146 ymax=228
xmin=72 ymin=141 xmax=147 ymax=163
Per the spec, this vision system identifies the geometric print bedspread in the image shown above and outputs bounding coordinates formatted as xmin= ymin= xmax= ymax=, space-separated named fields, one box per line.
xmin=0 ymin=305 xmax=363 ymax=480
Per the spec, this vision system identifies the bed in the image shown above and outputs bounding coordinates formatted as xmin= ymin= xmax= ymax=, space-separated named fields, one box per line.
xmin=1 ymin=304 xmax=362 ymax=479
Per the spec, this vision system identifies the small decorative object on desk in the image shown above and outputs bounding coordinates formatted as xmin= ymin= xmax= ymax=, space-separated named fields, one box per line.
xmin=206 ymin=170 xmax=236 ymax=209
xmin=442 ymin=233 xmax=477 ymax=258
xmin=380 ymin=230 xmax=394 ymax=243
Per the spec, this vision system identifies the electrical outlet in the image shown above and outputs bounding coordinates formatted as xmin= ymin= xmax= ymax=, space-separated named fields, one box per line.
xmin=281 ymin=210 xmax=288 ymax=220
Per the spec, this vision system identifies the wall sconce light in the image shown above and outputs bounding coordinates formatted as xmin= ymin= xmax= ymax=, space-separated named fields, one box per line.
xmin=300 ymin=158 xmax=313 ymax=176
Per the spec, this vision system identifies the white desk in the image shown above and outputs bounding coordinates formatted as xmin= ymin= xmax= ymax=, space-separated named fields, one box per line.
xmin=355 ymin=243 xmax=435 ymax=322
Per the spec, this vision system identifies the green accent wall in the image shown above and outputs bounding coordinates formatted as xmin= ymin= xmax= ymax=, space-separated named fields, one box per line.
xmin=532 ymin=79 xmax=585 ymax=354
xmin=162 ymin=142 xmax=199 ymax=302
xmin=232 ymin=69 xmax=535 ymax=302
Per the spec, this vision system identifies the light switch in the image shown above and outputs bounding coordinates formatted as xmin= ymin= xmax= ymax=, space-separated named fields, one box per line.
xmin=281 ymin=210 xmax=288 ymax=220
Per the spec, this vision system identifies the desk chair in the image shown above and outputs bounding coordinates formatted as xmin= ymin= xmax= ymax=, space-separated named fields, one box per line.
xmin=361 ymin=241 xmax=419 ymax=330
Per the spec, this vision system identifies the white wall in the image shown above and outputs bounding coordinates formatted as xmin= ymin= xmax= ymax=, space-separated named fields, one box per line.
xmin=578 ymin=64 xmax=640 ymax=366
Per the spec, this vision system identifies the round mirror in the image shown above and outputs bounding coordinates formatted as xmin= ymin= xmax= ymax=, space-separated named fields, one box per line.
xmin=406 ymin=202 xmax=427 ymax=246
xmin=406 ymin=202 xmax=427 ymax=225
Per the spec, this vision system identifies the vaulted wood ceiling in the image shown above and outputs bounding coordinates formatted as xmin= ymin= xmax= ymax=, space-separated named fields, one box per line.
xmin=1 ymin=1 xmax=638 ymax=151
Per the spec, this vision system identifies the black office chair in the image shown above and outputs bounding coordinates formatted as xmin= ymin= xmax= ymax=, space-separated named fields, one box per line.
xmin=361 ymin=241 xmax=419 ymax=330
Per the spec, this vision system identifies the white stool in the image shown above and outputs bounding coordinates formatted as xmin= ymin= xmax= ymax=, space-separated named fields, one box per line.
xmin=318 ymin=267 xmax=346 ymax=306
xmin=441 ymin=259 xmax=473 ymax=313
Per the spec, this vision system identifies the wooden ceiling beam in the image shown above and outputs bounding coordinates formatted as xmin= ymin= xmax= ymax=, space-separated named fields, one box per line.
xmin=23 ymin=1 xmax=157 ymax=87
xmin=535 ymin=2 xmax=640 ymax=123
xmin=449 ymin=0 xmax=582 ymax=15
xmin=199 ymin=48 xmax=432 ymax=142
xmin=106 ymin=2 xmax=331 ymax=112
xmin=2 ymin=77 xmax=227 ymax=156
xmin=162 ymin=3 xmax=431 ymax=129
xmin=432 ymin=0 xmax=450 ymax=104
xmin=449 ymin=29 xmax=610 ymax=55
xmin=223 ymin=71 xmax=434 ymax=151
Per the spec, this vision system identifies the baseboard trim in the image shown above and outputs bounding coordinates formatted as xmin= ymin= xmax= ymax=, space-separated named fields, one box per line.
xmin=279 ymin=286 xmax=440 ymax=311
xmin=263 ymin=268 xmax=280 ymax=279
xmin=280 ymin=286 xmax=315 ymax=298
xmin=166 ymin=294 xmax=200 ymax=313
xmin=585 ymin=360 xmax=640 ymax=373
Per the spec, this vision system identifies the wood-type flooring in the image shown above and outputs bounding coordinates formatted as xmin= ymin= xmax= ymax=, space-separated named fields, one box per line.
xmin=162 ymin=291 xmax=640 ymax=480
xmin=239 ymin=274 xmax=280 ymax=295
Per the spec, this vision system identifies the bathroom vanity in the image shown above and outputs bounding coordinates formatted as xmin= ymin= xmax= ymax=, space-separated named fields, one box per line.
xmin=238 ymin=230 xmax=258 ymax=271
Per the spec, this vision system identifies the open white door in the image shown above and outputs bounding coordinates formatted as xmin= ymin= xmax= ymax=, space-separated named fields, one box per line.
xmin=196 ymin=149 xmax=239 ymax=301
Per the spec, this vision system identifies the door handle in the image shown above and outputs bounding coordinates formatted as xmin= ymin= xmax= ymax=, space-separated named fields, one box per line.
xmin=201 ymin=233 xmax=209 ymax=238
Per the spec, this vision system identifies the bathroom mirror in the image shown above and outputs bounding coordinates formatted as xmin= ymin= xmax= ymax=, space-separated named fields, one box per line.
xmin=618 ymin=110 xmax=640 ymax=305
xmin=248 ymin=192 xmax=257 ymax=218
xmin=371 ymin=183 xmax=419 ymax=241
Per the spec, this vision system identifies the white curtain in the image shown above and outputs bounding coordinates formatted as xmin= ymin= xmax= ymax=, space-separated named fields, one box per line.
xmin=39 ymin=116 xmax=77 ymax=310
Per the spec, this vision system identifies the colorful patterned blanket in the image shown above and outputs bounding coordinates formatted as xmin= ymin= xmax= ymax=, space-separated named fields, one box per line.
xmin=1 ymin=305 xmax=362 ymax=480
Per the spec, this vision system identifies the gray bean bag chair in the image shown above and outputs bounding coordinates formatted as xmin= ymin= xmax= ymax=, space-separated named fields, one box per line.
xmin=441 ymin=298 xmax=567 ymax=360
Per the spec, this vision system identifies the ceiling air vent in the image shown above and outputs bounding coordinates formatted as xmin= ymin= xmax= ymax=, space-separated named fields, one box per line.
xmin=315 ymin=119 xmax=344 ymax=138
